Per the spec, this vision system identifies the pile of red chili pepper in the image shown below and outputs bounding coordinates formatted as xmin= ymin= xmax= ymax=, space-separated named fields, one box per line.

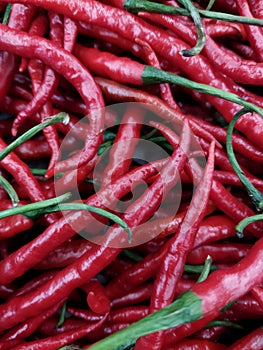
xmin=0 ymin=0 xmax=263 ymax=349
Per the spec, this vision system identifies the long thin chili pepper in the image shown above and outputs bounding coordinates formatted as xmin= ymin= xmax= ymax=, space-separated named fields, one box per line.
xmin=2 ymin=300 xmax=65 ymax=341
xmin=228 ymin=326 xmax=263 ymax=350
xmin=12 ymin=317 xmax=106 ymax=350
xmin=0 ymin=4 xmax=36 ymax=103
xmin=136 ymin=141 xmax=215 ymax=349
xmin=0 ymin=22 xmax=105 ymax=175
xmin=101 ymin=105 xmax=142 ymax=187
xmin=236 ymin=0 xmax=263 ymax=62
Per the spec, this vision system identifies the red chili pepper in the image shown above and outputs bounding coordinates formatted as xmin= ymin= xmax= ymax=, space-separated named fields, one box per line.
xmin=2 ymin=300 xmax=65 ymax=341
xmin=0 ymin=138 xmax=57 ymax=224
xmin=111 ymin=283 xmax=153 ymax=309
xmin=165 ymin=339 xmax=227 ymax=350
xmin=251 ymin=286 xmax=263 ymax=309
xmin=36 ymin=239 xmax=93 ymax=269
xmin=101 ymin=105 xmax=142 ymax=187
xmin=0 ymin=23 xmax=105 ymax=175
xmin=12 ymin=317 xmax=106 ymax=350
xmin=194 ymin=326 xmax=226 ymax=342
xmin=0 ymin=156 xmax=167 ymax=284
xmin=136 ymin=141 xmax=215 ymax=349
xmin=186 ymin=243 xmax=251 ymax=264
xmin=0 ymin=4 xmax=36 ymax=103
xmin=96 ymin=77 xmax=219 ymax=147
xmin=82 ymin=279 xmax=111 ymax=315
xmin=236 ymin=0 xmax=263 ymax=62
xmin=228 ymin=327 xmax=263 ymax=350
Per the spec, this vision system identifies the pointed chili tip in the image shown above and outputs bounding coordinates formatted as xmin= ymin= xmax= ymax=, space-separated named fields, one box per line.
xmin=44 ymin=168 xmax=54 ymax=179
xmin=11 ymin=125 xmax=18 ymax=137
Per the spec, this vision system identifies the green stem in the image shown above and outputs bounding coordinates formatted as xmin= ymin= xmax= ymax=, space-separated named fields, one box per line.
xmin=43 ymin=203 xmax=132 ymax=243
xmin=177 ymin=0 xmax=206 ymax=56
xmin=56 ymin=303 xmax=67 ymax=328
xmin=30 ymin=168 xmax=48 ymax=176
xmin=124 ymin=0 xmax=263 ymax=27
xmin=0 ymin=112 xmax=69 ymax=161
xmin=88 ymin=290 xmax=202 ymax=350
xmin=2 ymin=4 xmax=12 ymax=24
xmin=236 ymin=214 xmax=263 ymax=238
xmin=206 ymin=0 xmax=215 ymax=11
xmin=142 ymin=66 xmax=263 ymax=119
xmin=226 ymin=108 xmax=263 ymax=212
xmin=0 ymin=193 xmax=71 ymax=220
xmin=197 ymin=255 xmax=213 ymax=283
xmin=207 ymin=320 xmax=242 ymax=330
xmin=0 ymin=175 xmax=19 ymax=206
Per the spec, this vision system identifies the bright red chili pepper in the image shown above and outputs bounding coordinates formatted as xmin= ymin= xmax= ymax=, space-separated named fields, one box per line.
xmin=82 ymin=279 xmax=111 ymax=315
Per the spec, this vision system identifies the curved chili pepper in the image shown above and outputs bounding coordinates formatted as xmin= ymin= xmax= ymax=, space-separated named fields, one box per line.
xmin=101 ymin=105 xmax=142 ymax=187
xmin=35 ymin=239 xmax=93 ymax=269
xmin=187 ymin=243 xmax=251 ymax=264
xmin=228 ymin=326 xmax=263 ymax=350
xmin=236 ymin=0 xmax=263 ymax=62
xmin=0 ymin=22 xmax=105 ymax=175
xmin=251 ymin=286 xmax=263 ymax=309
xmin=194 ymin=326 xmax=226 ymax=341
xmin=166 ymin=339 xmax=227 ymax=350
xmin=111 ymin=284 xmax=153 ymax=309
xmin=2 ymin=300 xmax=65 ymax=341
xmin=0 ymin=4 xmax=36 ymax=103
xmin=82 ymin=279 xmax=111 ymax=315
xmin=136 ymin=142 xmax=214 ymax=349
xmin=96 ymin=77 xmax=218 ymax=147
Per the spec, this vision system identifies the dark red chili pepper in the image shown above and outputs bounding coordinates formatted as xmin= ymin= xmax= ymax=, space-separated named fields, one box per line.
xmin=63 ymin=16 xmax=78 ymax=52
xmin=236 ymin=0 xmax=263 ymax=62
xmin=134 ymin=38 xmax=179 ymax=110
xmin=13 ymin=270 xmax=58 ymax=298
xmin=36 ymin=239 xmax=93 ymax=269
xmin=228 ymin=327 xmax=263 ymax=350
xmin=101 ymin=105 xmax=142 ymax=187
xmin=0 ymin=22 xmax=105 ymax=175
xmin=136 ymin=141 xmax=214 ymax=349
xmin=0 ymin=339 xmax=23 ymax=350
xmin=0 ymin=156 xmax=167 ymax=285
xmin=38 ymin=317 xmax=89 ymax=336
xmin=111 ymin=283 xmax=153 ymax=309
xmin=0 ymin=137 xmax=57 ymax=224
xmin=12 ymin=317 xmax=106 ymax=350
xmin=82 ymin=279 xmax=111 ymax=315
xmin=230 ymin=41 xmax=257 ymax=60
xmin=140 ymin=12 xmax=262 ymax=86
xmin=96 ymin=77 xmax=219 ymax=147
xmin=251 ymin=286 xmax=263 ymax=309
xmin=186 ymin=243 xmax=251 ymax=264
xmin=0 ymin=283 xmax=16 ymax=299
xmin=2 ymin=300 xmax=65 ymax=341
xmin=165 ymin=339 xmax=227 ymax=350
xmin=194 ymin=326 xmax=226 ymax=342
xmin=0 ymin=120 xmax=191 ymax=329
xmin=0 ymin=4 xmax=36 ymax=103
